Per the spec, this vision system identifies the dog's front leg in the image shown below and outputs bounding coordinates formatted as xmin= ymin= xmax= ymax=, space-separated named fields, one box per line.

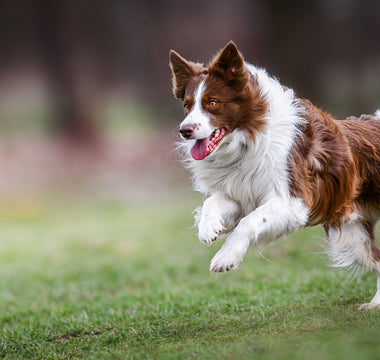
xmin=195 ymin=192 xmax=241 ymax=246
xmin=210 ymin=197 xmax=309 ymax=272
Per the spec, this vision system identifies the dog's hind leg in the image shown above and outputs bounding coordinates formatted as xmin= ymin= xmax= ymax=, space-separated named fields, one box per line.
xmin=358 ymin=221 xmax=380 ymax=309
xmin=361 ymin=273 xmax=380 ymax=309
xmin=325 ymin=217 xmax=380 ymax=309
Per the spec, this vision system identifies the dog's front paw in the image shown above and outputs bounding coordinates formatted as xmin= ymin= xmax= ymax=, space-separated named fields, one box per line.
xmin=198 ymin=217 xmax=225 ymax=246
xmin=209 ymin=246 xmax=242 ymax=273
xmin=209 ymin=235 xmax=250 ymax=273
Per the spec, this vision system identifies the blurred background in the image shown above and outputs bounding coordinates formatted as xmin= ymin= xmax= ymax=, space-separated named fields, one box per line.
xmin=0 ymin=0 xmax=380 ymax=207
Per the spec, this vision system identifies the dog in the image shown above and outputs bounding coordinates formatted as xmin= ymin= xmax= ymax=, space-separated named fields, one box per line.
xmin=169 ymin=41 xmax=380 ymax=309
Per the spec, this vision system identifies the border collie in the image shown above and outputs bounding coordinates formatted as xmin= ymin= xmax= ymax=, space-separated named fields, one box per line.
xmin=169 ymin=41 xmax=380 ymax=309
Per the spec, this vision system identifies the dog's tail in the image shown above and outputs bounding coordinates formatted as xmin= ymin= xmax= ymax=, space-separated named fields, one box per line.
xmin=375 ymin=109 xmax=380 ymax=119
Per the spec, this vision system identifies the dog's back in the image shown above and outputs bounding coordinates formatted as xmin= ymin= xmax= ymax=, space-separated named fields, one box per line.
xmin=288 ymin=99 xmax=380 ymax=225
xmin=340 ymin=114 xmax=380 ymax=205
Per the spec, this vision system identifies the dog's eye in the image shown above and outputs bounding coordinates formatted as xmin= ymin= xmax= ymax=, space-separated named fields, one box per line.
xmin=184 ymin=103 xmax=190 ymax=113
xmin=209 ymin=100 xmax=217 ymax=107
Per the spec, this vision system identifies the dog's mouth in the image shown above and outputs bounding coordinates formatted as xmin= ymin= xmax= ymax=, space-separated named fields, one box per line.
xmin=191 ymin=128 xmax=226 ymax=160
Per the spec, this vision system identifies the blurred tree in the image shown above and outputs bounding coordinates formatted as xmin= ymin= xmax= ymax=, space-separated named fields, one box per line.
xmin=261 ymin=0 xmax=380 ymax=115
xmin=0 ymin=0 xmax=379 ymax=140
xmin=34 ymin=0 xmax=101 ymax=143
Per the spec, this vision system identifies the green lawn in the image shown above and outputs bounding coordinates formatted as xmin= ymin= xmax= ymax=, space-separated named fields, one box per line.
xmin=0 ymin=195 xmax=379 ymax=359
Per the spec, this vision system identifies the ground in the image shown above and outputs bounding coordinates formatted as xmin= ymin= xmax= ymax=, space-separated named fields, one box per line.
xmin=0 ymin=133 xmax=379 ymax=359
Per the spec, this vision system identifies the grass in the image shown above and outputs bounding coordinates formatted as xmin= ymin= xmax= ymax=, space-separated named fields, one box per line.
xmin=0 ymin=195 xmax=380 ymax=359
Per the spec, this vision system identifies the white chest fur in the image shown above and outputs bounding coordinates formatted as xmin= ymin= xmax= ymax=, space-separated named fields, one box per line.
xmin=184 ymin=64 xmax=303 ymax=213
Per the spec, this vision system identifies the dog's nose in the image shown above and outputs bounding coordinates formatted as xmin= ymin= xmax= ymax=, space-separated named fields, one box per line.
xmin=179 ymin=124 xmax=195 ymax=139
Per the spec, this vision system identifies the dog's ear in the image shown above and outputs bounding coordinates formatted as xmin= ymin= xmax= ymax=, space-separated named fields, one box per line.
xmin=169 ymin=50 xmax=205 ymax=100
xmin=208 ymin=41 xmax=249 ymax=88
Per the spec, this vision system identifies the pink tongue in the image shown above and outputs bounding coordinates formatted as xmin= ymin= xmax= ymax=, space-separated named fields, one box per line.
xmin=191 ymin=138 xmax=209 ymax=160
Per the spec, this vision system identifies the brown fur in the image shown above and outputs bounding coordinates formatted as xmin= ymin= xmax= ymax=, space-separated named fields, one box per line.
xmin=171 ymin=42 xmax=267 ymax=140
xmin=339 ymin=114 xmax=380 ymax=206
xmin=288 ymin=101 xmax=380 ymax=228
xmin=363 ymin=220 xmax=380 ymax=262
xmin=169 ymin=50 xmax=206 ymax=100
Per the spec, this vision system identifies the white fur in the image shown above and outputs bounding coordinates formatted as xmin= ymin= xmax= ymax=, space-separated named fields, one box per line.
xmin=195 ymin=192 xmax=241 ymax=246
xmin=179 ymin=80 xmax=215 ymax=140
xmin=326 ymin=209 xmax=380 ymax=309
xmin=209 ymin=196 xmax=309 ymax=272
xmin=188 ymin=65 xmax=304 ymax=205
xmin=360 ymin=275 xmax=380 ymax=309
xmin=181 ymin=63 xmax=310 ymax=272
xmin=375 ymin=109 xmax=380 ymax=119
xmin=326 ymin=218 xmax=373 ymax=272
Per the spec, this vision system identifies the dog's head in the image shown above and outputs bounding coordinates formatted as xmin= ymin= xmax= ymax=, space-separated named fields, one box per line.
xmin=169 ymin=41 xmax=267 ymax=160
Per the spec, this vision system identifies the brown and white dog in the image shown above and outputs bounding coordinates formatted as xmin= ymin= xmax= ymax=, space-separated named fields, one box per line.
xmin=169 ymin=41 xmax=380 ymax=308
